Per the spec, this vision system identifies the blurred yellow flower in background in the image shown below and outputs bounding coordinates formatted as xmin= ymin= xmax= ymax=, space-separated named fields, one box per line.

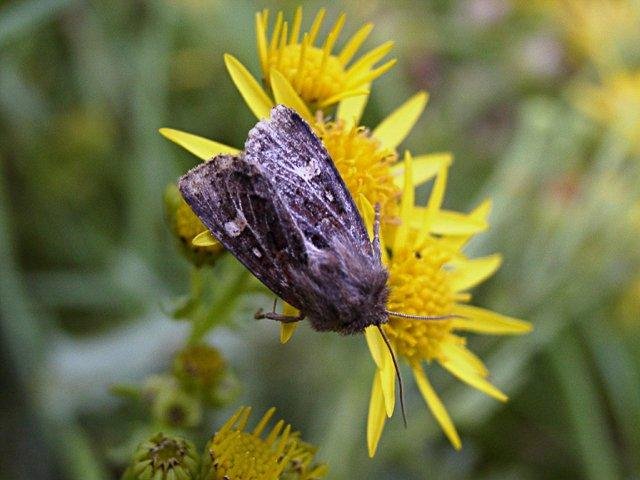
xmin=364 ymin=153 xmax=532 ymax=456
xmin=572 ymin=71 xmax=640 ymax=151
xmin=547 ymin=0 xmax=640 ymax=72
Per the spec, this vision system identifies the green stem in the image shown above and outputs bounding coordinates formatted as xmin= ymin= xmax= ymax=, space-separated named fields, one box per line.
xmin=548 ymin=331 xmax=622 ymax=480
xmin=582 ymin=320 xmax=640 ymax=474
xmin=189 ymin=258 xmax=251 ymax=343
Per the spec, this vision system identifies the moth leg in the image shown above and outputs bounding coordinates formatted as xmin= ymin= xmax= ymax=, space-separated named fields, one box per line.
xmin=372 ymin=202 xmax=382 ymax=261
xmin=254 ymin=308 xmax=306 ymax=323
xmin=271 ymin=297 xmax=278 ymax=313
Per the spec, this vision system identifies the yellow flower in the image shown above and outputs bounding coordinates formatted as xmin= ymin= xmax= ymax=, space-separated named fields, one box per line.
xmin=547 ymin=0 xmax=640 ymax=71
xmin=162 ymin=6 xmax=474 ymax=232
xmin=572 ymin=71 xmax=640 ymax=151
xmin=255 ymin=7 xmax=395 ymax=110
xmin=364 ymin=153 xmax=532 ymax=457
xmin=200 ymin=406 xmax=327 ymax=480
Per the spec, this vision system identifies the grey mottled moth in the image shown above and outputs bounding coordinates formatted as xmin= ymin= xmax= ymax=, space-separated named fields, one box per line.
xmin=178 ymin=105 xmax=455 ymax=423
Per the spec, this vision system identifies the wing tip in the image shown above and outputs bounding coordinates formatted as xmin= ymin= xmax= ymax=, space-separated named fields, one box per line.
xmin=177 ymin=155 xmax=235 ymax=197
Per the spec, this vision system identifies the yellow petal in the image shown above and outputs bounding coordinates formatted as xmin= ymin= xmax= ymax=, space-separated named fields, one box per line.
xmin=372 ymin=91 xmax=428 ymax=150
xmin=255 ymin=12 xmax=269 ymax=75
xmin=321 ymin=12 xmax=346 ymax=56
xmin=269 ymin=70 xmax=313 ymax=123
xmin=224 ymin=54 xmax=274 ymax=120
xmin=441 ymin=358 xmax=508 ymax=402
xmin=412 ymin=363 xmax=461 ymax=450
xmin=448 ymin=254 xmax=502 ymax=292
xmin=336 ymin=87 xmax=370 ymax=128
xmin=348 ymin=59 xmax=397 ymax=87
xmin=364 ymin=325 xmax=395 ymax=416
xmin=307 ymin=8 xmax=326 ymax=45
xmin=268 ymin=11 xmax=283 ymax=55
xmin=252 ymin=406 xmax=276 ymax=436
xmin=470 ymin=199 xmax=492 ymax=222
xmin=439 ymin=341 xmax=488 ymax=377
xmin=451 ymin=304 xmax=533 ymax=335
xmin=280 ymin=302 xmax=300 ymax=344
xmin=393 ymin=151 xmax=414 ymax=253
xmin=159 ymin=128 xmax=239 ymax=160
xmin=338 ymin=22 xmax=373 ymax=65
xmin=426 ymin=208 xmax=488 ymax=236
xmin=367 ymin=370 xmax=388 ymax=457
xmin=427 ymin=164 xmax=448 ymax=215
xmin=440 ymin=199 xmax=494 ymax=250
xmin=364 ymin=325 xmax=385 ymax=369
xmin=289 ymin=6 xmax=302 ymax=45
xmin=391 ymin=152 xmax=453 ymax=189
xmin=380 ymin=350 xmax=396 ymax=418
xmin=346 ymin=41 xmax=394 ymax=77
xmin=280 ymin=323 xmax=298 ymax=344
xmin=192 ymin=230 xmax=219 ymax=247
xmin=317 ymin=87 xmax=369 ymax=109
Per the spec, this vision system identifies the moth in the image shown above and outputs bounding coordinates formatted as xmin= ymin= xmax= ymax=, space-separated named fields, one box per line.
xmin=179 ymin=105 xmax=453 ymax=422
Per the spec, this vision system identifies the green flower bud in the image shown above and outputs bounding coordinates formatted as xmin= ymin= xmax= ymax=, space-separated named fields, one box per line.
xmin=143 ymin=375 xmax=202 ymax=428
xmin=173 ymin=343 xmax=234 ymax=407
xmin=121 ymin=433 xmax=200 ymax=480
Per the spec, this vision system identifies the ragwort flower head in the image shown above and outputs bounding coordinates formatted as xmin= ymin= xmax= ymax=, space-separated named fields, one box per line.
xmin=200 ymin=406 xmax=327 ymax=480
xmin=364 ymin=155 xmax=532 ymax=456
xmin=256 ymin=7 xmax=395 ymax=109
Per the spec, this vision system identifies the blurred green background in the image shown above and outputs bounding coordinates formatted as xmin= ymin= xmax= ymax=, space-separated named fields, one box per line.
xmin=1 ymin=0 xmax=639 ymax=479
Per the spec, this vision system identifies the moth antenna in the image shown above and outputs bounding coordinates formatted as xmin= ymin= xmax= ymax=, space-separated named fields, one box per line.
xmin=376 ymin=324 xmax=407 ymax=428
xmin=385 ymin=310 xmax=467 ymax=321
xmin=372 ymin=202 xmax=382 ymax=261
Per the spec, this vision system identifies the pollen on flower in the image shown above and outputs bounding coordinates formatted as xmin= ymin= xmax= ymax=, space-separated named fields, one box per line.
xmin=384 ymin=242 xmax=456 ymax=363
xmin=315 ymin=119 xmax=400 ymax=223
xmin=256 ymin=7 xmax=395 ymax=108
xmin=201 ymin=407 xmax=327 ymax=480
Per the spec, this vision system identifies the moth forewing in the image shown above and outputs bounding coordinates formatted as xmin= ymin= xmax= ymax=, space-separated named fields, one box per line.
xmin=179 ymin=105 xmax=390 ymax=335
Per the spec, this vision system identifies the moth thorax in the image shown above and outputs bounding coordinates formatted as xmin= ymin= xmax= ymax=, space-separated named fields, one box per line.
xmin=299 ymin=243 xmax=389 ymax=335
